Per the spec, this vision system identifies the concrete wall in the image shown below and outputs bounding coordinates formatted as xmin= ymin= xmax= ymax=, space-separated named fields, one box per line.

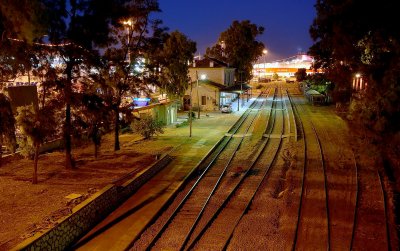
xmin=13 ymin=155 xmax=172 ymax=251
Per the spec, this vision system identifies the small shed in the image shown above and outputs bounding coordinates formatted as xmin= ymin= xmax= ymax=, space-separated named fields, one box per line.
xmin=306 ymin=89 xmax=326 ymax=105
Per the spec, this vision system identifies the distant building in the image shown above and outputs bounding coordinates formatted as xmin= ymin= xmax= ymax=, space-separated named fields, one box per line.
xmin=253 ymin=53 xmax=323 ymax=79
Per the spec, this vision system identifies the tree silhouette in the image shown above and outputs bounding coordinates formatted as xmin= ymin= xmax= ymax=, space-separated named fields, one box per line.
xmin=40 ymin=0 xmax=159 ymax=165
xmin=159 ymin=31 xmax=196 ymax=98
xmin=309 ymin=0 xmax=400 ymax=136
xmin=206 ymin=20 xmax=264 ymax=82
xmin=295 ymin=68 xmax=307 ymax=82
xmin=92 ymin=1 xmax=160 ymax=151
xmin=0 ymin=93 xmax=16 ymax=166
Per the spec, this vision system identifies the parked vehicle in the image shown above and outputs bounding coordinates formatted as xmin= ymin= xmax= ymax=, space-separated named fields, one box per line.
xmin=221 ymin=104 xmax=233 ymax=113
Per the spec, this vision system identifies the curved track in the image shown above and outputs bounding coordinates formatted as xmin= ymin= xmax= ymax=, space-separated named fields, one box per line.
xmin=289 ymin=92 xmax=390 ymax=251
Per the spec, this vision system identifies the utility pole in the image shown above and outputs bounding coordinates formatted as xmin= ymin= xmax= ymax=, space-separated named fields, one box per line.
xmin=241 ymin=74 xmax=243 ymax=107
xmin=189 ymin=80 xmax=193 ymax=137
xmin=196 ymin=71 xmax=200 ymax=119
xmin=238 ymin=71 xmax=243 ymax=111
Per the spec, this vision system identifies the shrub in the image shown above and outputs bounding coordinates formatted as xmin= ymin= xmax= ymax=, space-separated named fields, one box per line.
xmin=176 ymin=120 xmax=189 ymax=128
xmin=132 ymin=115 xmax=165 ymax=139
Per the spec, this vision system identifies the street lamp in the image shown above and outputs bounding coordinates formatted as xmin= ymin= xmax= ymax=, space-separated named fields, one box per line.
xmin=262 ymin=49 xmax=268 ymax=67
xmin=220 ymin=40 xmax=226 ymax=57
xmin=122 ymin=19 xmax=134 ymax=62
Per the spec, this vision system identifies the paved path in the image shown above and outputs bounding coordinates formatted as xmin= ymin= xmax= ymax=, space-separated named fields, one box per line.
xmin=74 ymin=97 xmax=256 ymax=251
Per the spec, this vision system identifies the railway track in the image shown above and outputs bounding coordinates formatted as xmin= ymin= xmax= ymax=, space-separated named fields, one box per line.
xmin=351 ymin=165 xmax=391 ymax=251
xmin=131 ymin=90 xmax=272 ymax=250
xmin=186 ymin=88 xmax=286 ymax=250
xmin=131 ymin=86 xmax=391 ymax=251
xmin=131 ymin=87 xmax=297 ymax=250
xmin=290 ymin=94 xmax=330 ymax=250
xmin=289 ymin=93 xmax=390 ymax=251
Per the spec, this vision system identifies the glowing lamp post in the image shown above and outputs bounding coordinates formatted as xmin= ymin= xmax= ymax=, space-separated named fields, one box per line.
xmin=122 ymin=19 xmax=133 ymax=63
xmin=262 ymin=49 xmax=268 ymax=66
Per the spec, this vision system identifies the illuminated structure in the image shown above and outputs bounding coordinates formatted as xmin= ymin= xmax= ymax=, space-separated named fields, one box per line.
xmin=352 ymin=73 xmax=367 ymax=92
xmin=186 ymin=57 xmax=237 ymax=111
xmin=253 ymin=53 xmax=322 ymax=79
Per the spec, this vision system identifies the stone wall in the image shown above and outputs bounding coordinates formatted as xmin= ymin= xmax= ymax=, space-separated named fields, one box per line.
xmin=12 ymin=155 xmax=172 ymax=251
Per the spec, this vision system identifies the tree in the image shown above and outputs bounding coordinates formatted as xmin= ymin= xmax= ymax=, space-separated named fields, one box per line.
xmin=309 ymin=0 xmax=400 ymax=136
xmin=74 ymin=93 xmax=110 ymax=158
xmin=206 ymin=20 xmax=264 ymax=82
xmin=93 ymin=1 xmax=160 ymax=151
xmin=0 ymin=0 xmax=50 ymax=42
xmin=0 ymin=93 xmax=16 ymax=166
xmin=16 ymin=104 xmax=56 ymax=184
xmin=40 ymin=0 xmax=160 ymax=167
xmin=159 ymin=31 xmax=196 ymax=97
xmin=295 ymin=68 xmax=307 ymax=82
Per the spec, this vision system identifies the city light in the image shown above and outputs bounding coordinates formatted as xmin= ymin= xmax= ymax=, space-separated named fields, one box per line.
xmin=122 ymin=20 xmax=133 ymax=26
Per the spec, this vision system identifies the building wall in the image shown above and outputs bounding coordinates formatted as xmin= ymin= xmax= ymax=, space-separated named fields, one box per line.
xmin=133 ymin=102 xmax=178 ymax=125
xmin=188 ymin=67 xmax=235 ymax=86
xmin=185 ymin=84 xmax=220 ymax=111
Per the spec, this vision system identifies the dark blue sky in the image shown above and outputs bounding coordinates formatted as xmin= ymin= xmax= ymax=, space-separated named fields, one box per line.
xmin=154 ymin=0 xmax=316 ymax=61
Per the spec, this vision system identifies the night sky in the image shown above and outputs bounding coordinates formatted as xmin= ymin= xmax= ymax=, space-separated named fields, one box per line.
xmin=155 ymin=0 xmax=317 ymax=62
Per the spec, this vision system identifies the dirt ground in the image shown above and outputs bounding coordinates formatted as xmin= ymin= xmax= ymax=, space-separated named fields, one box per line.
xmin=0 ymin=123 xmax=186 ymax=250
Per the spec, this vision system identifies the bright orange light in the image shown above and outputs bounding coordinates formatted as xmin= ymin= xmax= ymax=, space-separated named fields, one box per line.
xmin=123 ymin=20 xmax=132 ymax=26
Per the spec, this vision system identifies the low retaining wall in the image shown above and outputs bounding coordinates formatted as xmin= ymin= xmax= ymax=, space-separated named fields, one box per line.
xmin=13 ymin=154 xmax=172 ymax=251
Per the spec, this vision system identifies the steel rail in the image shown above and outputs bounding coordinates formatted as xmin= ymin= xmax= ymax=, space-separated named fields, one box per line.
xmin=350 ymin=156 xmax=391 ymax=251
xmin=289 ymin=93 xmax=330 ymax=251
xmin=309 ymin=114 xmax=331 ymax=251
xmin=287 ymin=91 xmax=306 ymax=251
xmin=217 ymin=87 xmax=287 ymax=251
xmin=378 ymin=170 xmax=392 ymax=251
xmin=349 ymin=151 xmax=359 ymax=250
xmin=143 ymin=90 xmax=269 ymax=250
xmin=177 ymin=90 xmax=272 ymax=251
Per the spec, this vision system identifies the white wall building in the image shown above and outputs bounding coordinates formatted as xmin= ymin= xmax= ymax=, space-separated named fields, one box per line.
xmin=185 ymin=57 xmax=238 ymax=111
